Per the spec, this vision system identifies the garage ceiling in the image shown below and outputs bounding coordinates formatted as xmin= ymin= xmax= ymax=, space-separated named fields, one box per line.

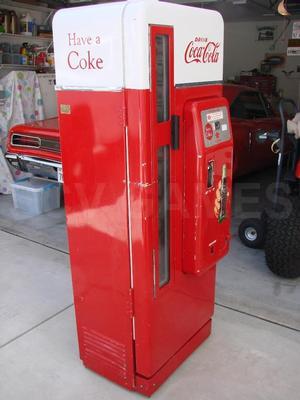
xmin=193 ymin=0 xmax=282 ymax=21
xmin=16 ymin=0 xmax=293 ymax=21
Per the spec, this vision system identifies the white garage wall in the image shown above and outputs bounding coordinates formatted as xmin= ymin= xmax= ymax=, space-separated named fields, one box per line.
xmin=224 ymin=19 xmax=300 ymax=104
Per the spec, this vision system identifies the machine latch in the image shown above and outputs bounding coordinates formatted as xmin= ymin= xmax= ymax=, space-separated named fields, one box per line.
xmin=171 ymin=115 xmax=180 ymax=150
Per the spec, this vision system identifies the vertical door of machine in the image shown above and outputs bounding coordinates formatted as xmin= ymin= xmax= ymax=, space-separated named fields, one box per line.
xmin=150 ymin=25 xmax=175 ymax=296
xmin=133 ymin=25 xmax=216 ymax=382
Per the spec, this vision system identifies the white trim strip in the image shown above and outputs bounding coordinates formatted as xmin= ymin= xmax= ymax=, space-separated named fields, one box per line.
xmin=55 ymin=86 xmax=123 ymax=92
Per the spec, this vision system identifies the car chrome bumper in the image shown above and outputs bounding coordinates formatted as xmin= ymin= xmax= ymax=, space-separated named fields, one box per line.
xmin=5 ymin=153 xmax=62 ymax=182
xmin=6 ymin=153 xmax=62 ymax=169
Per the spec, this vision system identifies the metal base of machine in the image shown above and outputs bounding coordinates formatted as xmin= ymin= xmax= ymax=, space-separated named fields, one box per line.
xmin=136 ymin=319 xmax=212 ymax=396
xmin=82 ymin=319 xmax=212 ymax=396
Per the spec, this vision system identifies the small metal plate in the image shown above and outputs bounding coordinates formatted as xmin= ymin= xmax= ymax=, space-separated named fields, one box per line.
xmin=60 ymin=104 xmax=71 ymax=114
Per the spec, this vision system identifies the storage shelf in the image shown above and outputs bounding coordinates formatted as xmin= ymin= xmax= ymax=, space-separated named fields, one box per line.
xmin=0 ymin=33 xmax=52 ymax=42
xmin=1 ymin=0 xmax=55 ymax=14
xmin=0 ymin=64 xmax=55 ymax=73
xmin=0 ymin=63 xmax=38 ymax=70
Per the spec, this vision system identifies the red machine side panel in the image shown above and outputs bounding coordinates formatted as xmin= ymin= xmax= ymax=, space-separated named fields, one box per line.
xmin=56 ymin=90 xmax=135 ymax=389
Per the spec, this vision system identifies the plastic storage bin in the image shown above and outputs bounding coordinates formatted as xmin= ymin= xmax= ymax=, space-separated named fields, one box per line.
xmin=11 ymin=178 xmax=60 ymax=216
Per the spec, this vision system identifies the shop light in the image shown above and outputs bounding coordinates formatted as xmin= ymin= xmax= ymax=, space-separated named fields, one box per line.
xmin=278 ymin=0 xmax=291 ymax=16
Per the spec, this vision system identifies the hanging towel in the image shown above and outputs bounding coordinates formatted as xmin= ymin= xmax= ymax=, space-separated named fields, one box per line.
xmin=0 ymin=70 xmax=44 ymax=193
xmin=0 ymin=70 xmax=45 ymax=143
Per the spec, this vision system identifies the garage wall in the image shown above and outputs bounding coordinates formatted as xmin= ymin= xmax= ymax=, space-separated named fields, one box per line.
xmin=224 ymin=19 xmax=300 ymax=104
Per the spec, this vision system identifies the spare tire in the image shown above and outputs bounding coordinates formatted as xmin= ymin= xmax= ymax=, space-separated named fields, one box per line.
xmin=265 ymin=196 xmax=300 ymax=278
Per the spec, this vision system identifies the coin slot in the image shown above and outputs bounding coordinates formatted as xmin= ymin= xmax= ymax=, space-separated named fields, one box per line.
xmin=207 ymin=160 xmax=214 ymax=188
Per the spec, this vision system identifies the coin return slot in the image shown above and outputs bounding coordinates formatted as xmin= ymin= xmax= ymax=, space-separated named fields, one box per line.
xmin=207 ymin=160 xmax=214 ymax=188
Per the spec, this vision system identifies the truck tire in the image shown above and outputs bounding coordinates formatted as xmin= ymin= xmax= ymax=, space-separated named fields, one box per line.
xmin=238 ymin=218 xmax=266 ymax=249
xmin=265 ymin=196 xmax=300 ymax=278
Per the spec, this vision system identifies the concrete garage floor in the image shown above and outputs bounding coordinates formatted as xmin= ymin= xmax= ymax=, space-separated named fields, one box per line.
xmin=0 ymin=168 xmax=300 ymax=400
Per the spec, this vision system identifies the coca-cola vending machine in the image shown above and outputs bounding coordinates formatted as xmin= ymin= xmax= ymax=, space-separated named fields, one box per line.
xmin=53 ymin=0 xmax=233 ymax=395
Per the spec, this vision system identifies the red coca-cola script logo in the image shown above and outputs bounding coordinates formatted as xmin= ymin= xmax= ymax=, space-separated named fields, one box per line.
xmin=184 ymin=39 xmax=220 ymax=64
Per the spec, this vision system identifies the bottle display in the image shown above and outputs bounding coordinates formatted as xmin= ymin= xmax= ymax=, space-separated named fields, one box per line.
xmin=10 ymin=11 xmax=19 ymax=34
xmin=20 ymin=13 xmax=33 ymax=36
xmin=0 ymin=7 xmax=53 ymax=69
xmin=218 ymin=164 xmax=228 ymax=223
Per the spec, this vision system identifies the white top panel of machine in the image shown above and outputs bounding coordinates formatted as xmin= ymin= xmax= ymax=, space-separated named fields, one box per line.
xmin=53 ymin=0 xmax=224 ymax=90
xmin=53 ymin=2 xmax=124 ymax=90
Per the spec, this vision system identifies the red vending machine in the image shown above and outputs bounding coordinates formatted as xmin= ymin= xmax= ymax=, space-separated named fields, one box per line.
xmin=53 ymin=0 xmax=233 ymax=395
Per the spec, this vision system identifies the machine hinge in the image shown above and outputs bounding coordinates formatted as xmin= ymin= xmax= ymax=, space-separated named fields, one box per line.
xmin=128 ymin=287 xmax=134 ymax=317
xmin=122 ymin=98 xmax=128 ymax=126
xmin=129 ymin=288 xmax=136 ymax=340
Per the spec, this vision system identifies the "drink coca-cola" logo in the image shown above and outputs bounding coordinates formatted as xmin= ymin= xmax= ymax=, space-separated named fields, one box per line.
xmin=184 ymin=37 xmax=220 ymax=64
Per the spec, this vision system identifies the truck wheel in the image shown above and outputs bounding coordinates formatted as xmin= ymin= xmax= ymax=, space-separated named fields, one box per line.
xmin=265 ymin=197 xmax=300 ymax=278
xmin=238 ymin=218 xmax=266 ymax=249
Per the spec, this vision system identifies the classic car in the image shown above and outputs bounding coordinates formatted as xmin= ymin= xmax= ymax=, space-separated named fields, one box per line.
xmin=6 ymin=117 xmax=62 ymax=181
xmin=223 ymin=84 xmax=281 ymax=177
xmin=5 ymin=85 xmax=281 ymax=180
